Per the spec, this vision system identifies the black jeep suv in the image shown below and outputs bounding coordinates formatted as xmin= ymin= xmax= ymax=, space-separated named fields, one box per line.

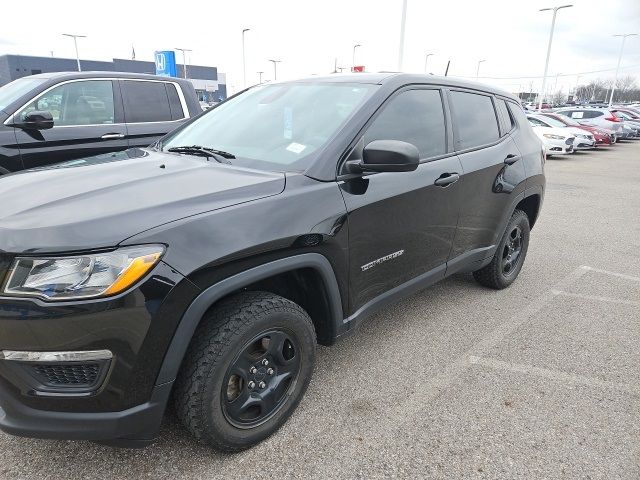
xmin=0 ymin=73 xmax=544 ymax=451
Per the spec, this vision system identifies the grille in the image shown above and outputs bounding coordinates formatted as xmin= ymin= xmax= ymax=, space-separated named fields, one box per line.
xmin=32 ymin=363 xmax=101 ymax=387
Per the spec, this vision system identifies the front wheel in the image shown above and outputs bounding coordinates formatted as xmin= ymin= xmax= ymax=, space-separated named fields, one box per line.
xmin=473 ymin=209 xmax=530 ymax=289
xmin=174 ymin=291 xmax=317 ymax=451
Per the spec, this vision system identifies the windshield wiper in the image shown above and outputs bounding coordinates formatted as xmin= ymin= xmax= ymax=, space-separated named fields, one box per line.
xmin=166 ymin=145 xmax=235 ymax=164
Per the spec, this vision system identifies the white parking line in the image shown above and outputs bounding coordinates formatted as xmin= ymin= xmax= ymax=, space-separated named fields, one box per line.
xmin=549 ymin=289 xmax=640 ymax=307
xmin=388 ymin=265 xmax=592 ymax=418
xmin=582 ymin=265 xmax=640 ymax=282
xmin=469 ymin=355 xmax=640 ymax=395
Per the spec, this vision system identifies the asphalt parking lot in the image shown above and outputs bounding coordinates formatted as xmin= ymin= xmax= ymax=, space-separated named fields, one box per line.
xmin=1 ymin=141 xmax=639 ymax=480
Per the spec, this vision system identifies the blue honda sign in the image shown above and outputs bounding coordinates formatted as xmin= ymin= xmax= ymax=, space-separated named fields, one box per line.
xmin=154 ymin=51 xmax=177 ymax=77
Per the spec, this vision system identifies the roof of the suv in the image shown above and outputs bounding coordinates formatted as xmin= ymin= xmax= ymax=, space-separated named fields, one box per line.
xmin=283 ymin=73 xmax=519 ymax=102
xmin=25 ymin=71 xmax=191 ymax=83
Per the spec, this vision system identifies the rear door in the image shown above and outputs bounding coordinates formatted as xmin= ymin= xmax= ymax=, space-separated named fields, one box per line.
xmin=120 ymin=80 xmax=188 ymax=148
xmin=446 ymin=90 xmax=527 ymax=270
xmin=340 ymin=87 xmax=463 ymax=313
xmin=13 ymin=79 xmax=128 ymax=169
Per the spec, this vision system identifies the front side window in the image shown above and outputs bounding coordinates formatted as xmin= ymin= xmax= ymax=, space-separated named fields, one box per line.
xmin=163 ymin=83 xmax=375 ymax=171
xmin=363 ymin=89 xmax=446 ymax=159
xmin=450 ymin=91 xmax=500 ymax=150
xmin=18 ymin=80 xmax=115 ymax=126
xmin=121 ymin=81 xmax=173 ymax=123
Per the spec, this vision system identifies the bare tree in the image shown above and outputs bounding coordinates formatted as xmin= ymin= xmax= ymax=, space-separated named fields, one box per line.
xmin=574 ymin=76 xmax=640 ymax=103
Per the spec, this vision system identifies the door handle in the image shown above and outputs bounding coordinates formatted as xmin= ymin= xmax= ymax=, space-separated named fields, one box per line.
xmin=434 ymin=172 xmax=460 ymax=187
xmin=504 ymin=154 xmax=520 ymax=165
xmin=101 ymin=133 xmax=125 ymax=140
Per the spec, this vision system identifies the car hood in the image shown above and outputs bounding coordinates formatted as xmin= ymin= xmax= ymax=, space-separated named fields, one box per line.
xmin=531 ymin=126 xmax=574 ymax=139
xmin=0 ymin=149 xmax=285 ymax=254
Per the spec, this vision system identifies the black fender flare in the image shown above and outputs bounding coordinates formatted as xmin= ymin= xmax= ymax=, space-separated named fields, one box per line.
xmin=155 ymin=253 xmax=344 ymax=385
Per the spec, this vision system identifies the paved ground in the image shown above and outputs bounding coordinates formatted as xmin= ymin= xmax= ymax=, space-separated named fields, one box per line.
xmin=1 ymin=142 xmax=639 ymax=479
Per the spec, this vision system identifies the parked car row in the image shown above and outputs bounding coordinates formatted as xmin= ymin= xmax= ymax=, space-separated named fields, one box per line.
xmin=525 ymin=105 xmax=640 ymax=156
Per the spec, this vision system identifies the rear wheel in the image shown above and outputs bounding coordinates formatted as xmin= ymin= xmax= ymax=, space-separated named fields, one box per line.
xmin=473 ymin=209 xmax=530 ymax=289
xmin=174 ymin=291 xmax=316 ymax=451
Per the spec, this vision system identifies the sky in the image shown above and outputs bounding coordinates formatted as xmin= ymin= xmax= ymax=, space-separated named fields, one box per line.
xmin=2 ymin=0 xmax=640 ymax=95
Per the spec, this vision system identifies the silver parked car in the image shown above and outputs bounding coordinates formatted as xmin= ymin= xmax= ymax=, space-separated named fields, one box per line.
xmin=556 ymin=107 xmax=624 ymax=140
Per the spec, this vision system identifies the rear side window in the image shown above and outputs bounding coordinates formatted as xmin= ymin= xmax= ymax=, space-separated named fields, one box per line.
xmin=121 ymin=81 xmax=172 ymax=123
xmin=166 ymin=83 xmax=185 ymax=120
xmin=450 ymin=91 xmax=499 ymax=150
xmin=364 ymin=89 xmax=446 ymax=159
xmin=495 ymin=99 xmax=515 ymax=135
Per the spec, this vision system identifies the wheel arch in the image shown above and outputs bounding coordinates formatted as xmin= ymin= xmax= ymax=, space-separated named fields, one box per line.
xmin=515 ymin=188 xmax=543 ymax=229
xmin=155 ymin=253 xmax=344 ymax=385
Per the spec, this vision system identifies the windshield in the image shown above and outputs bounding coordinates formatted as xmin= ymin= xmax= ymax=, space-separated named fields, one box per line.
xmin=0 ymin=77 xmax=48 ymax=111
xmin=162 ymin=83 xmax=375 ymax=171
xmin=538 ymin=115 xmax=566 ymax=128
xmin=554 ymin=114 xmax=580 ymax=126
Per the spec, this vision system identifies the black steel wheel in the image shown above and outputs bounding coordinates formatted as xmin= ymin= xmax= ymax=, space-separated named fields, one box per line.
xmin=473 ymin=209 xmax=530 ymax=289
xmin=174 ymin=291 xmax=316 ymax=452
xmin=222 ymin=329 xmax=301 ymax=428
xmin=501 ymin=225 xmax=523 ymax=277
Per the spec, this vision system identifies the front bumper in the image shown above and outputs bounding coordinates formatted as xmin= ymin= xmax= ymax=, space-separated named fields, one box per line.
xmin=0 ymin=260 xmax=200 ymax=444
xmin=0 ymin=378 xmax=172 ymax=447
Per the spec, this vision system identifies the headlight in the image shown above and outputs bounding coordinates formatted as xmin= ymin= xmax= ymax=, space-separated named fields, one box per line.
xmin=543 ymin=134 xmax=565 ymax=140
xmin=2 ymin=245 xmax=164 ymax=301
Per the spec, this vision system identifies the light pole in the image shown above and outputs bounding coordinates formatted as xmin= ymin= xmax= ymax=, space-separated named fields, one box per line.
xmin=398 ymin=0 xmax=408 ymax=71
xmin=268 ymin=59 xmax=281 ymax=81
xmin=553 ymin=72 xmax=561 ymax=92
xmin=609 ymin=33 xmax=638 ymax=106
xmin=242 ymin=28 xmax=250 ymax=88
xmin=62 ymin=34 xmax=86 ymax=72
xmin=352 ymin=44 xmax=362 ymax=71
xmin=424 ymin=53 xmax=434 ymax=73
xmin=257 ymin=71 xmax=264 ymax=84
xmin=175 ymin=48 xmax=192 ymax=79
xmin=476 ymin=59 xmax=486 ymax=80
xmin=538 ymin=4 xmax=572 ymax=111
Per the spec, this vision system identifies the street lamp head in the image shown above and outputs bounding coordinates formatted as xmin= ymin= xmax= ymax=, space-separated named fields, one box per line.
xmin=243 ymin=28 xmax=250 ymax=33
xmin=62 ymin=33 xmax=86 ymax=38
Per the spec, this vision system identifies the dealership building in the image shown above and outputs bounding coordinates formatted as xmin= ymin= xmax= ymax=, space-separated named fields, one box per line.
xmin=0 ymin=54 xmax=227 ymax=102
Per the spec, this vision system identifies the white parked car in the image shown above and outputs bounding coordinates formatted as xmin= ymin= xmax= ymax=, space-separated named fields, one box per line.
xmin=527 ymin=114 xmax=595 ymax=149
xmin=527 ymin=117 xmax=575 ymax=155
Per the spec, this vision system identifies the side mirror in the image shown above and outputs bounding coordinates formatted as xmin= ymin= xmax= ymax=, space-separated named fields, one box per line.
xmin=14 ymin=110 xmax=54 ymax=130
xmin=348 ymin=140 xmax=420 ymax=174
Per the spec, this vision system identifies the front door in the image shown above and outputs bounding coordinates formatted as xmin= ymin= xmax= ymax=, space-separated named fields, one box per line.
xmin=340 ymin=88 xmax=463 ymax=314
xmin=12 ymin=79 xmax=128 ymax=169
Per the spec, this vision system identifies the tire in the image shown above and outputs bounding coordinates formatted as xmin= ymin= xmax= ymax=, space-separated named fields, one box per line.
xmin=473 ymin=209 xmax=530 ymax=290
xmin=174 ymin=291 xmax=316 ymax=452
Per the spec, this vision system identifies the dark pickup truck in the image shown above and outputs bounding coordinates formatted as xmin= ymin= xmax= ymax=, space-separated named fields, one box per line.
xmin=0 ymin=71 xmax=201 ymax=174
xmin=0 ymin=73 xmax=545 ymax=451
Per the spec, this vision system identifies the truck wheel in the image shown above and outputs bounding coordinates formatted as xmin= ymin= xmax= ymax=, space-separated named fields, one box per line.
xmin=174 ymin=291 xmax=316 ymax=451
xmin=473 ymin=209 xmax=530 ymax=290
